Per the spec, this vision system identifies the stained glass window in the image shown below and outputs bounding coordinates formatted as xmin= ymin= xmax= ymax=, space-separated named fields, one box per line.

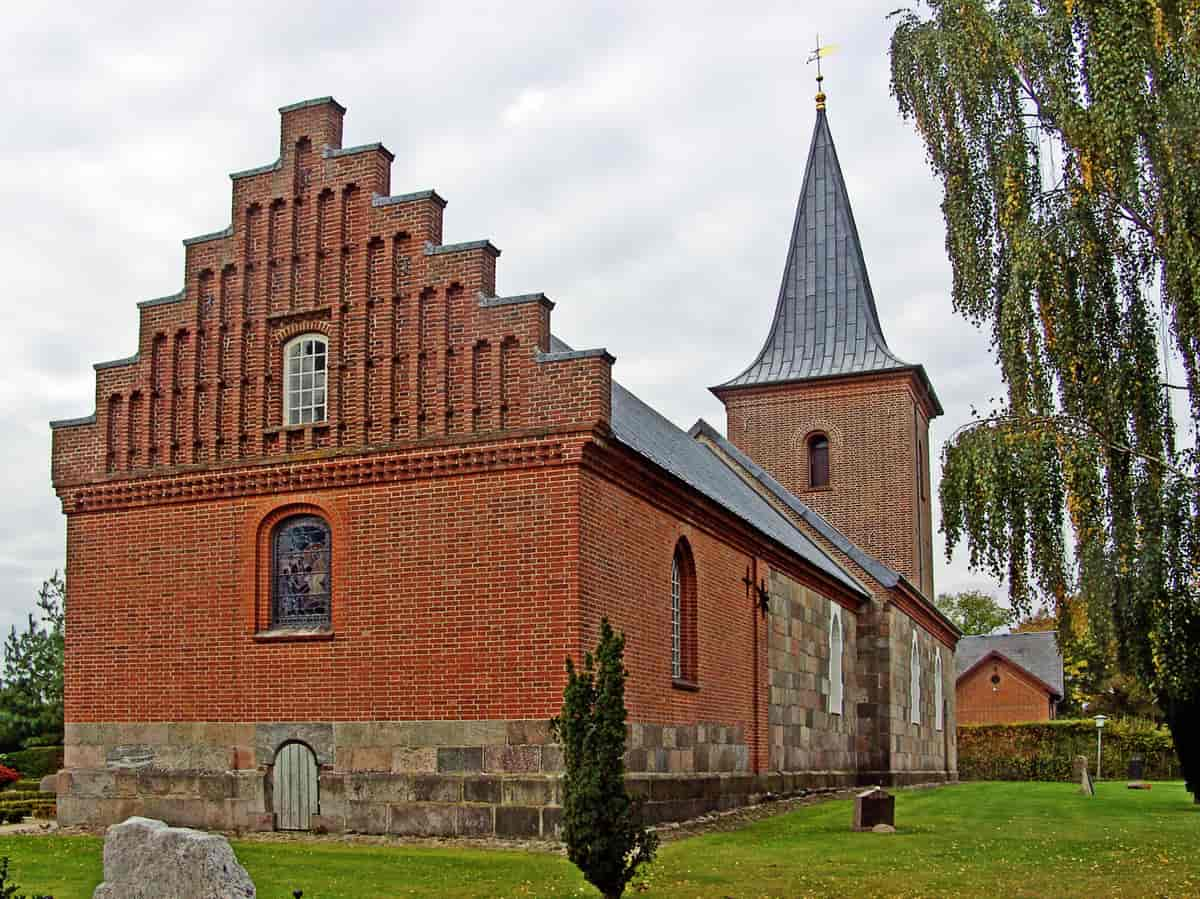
xmin=273 ymin=515 xmax=331 ymax=628
xmin=284 ymin=335 xmax=327 ymax=425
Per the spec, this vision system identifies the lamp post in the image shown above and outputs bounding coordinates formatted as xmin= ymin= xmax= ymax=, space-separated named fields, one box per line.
xmin=1094 ymin=715 xmax=1108 ymax=781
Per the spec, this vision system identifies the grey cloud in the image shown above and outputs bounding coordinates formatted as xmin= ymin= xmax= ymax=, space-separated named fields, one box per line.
xmin=1 ymin=2 xmax=1009 ymax=634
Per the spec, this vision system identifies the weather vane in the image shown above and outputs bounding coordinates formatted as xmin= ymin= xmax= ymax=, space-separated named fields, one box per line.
xmin=806 ymin=34 xmax=838 ymax=110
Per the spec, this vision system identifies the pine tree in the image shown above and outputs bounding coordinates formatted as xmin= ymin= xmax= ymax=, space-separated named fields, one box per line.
xmin=551 ymin=619 xmax=657 ymax=899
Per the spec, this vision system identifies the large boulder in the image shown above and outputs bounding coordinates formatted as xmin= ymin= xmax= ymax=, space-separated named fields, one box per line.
xmin=93 ymin=817 xmax=255 ymax=899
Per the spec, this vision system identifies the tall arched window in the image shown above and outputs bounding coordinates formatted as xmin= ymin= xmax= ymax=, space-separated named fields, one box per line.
xmin=910 ymin=631 xmax=922 ymax=725
xmin=934 ymin=647 xmax=944 ymax=732
xmin=284 ymin=334 xmax=328 ymax=425
xmin=273 ymin=515 xmax=332 ymax=628
xmin=671 ymin=539 xmax=698 ymax=684
xmin=829 ymin=606 xmax=844 ymax=716
xmin=808 ymin=434 xmax=830 ymax=488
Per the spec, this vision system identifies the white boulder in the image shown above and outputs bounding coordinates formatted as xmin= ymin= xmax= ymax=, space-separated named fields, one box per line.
xmin=93 ymin=817 xmax=255 ymax=899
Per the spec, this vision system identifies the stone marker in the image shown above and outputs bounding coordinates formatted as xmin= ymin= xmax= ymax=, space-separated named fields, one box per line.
xmin=1127 ymin=782 xmax=1152 ymax=790
xmin=93 ymin=817 xmax=255 ymax=899
xmin=1074 ymin=755 xmax=1094 ymax=796
xmin=853 ymin=787 xmax=895 ymax=832
xmin=38 ymin=774 xmax=57 ymax=794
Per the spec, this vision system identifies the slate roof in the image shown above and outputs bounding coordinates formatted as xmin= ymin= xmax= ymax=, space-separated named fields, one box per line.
xmin=716 ymin=107 xmax=943 ymax=415
xmin=687 ymin=419 xmax=901 ymax=589
xmin=956 ymin=632 xmax=1065 ymax=697
xmin=547 ymin=335 xmax=868 ymax=601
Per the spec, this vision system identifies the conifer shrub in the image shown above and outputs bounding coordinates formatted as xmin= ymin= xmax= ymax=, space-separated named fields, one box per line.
xmin=551 ymin=619 xmax=657 ymax=899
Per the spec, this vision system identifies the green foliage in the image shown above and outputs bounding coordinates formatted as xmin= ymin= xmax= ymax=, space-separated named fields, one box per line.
xmin=891 ymin=0 xmax=1200 ymax=800
xmin=0 ymin=749 xmax=63 ymax=782
xmin=4 ymin=783 xmax=40 ymax=795
xmin=0 ymin=575 xmax=65 ymax=752
xmin=551 ymin=619 xmax=657 ymax=899
xmin=0 ymin=857 xmax=51 ymax=899
xmin=958 ymin=719 xmax=1179 ymax=781
xmin=935 ymin=589 xmax=1014 ymax=634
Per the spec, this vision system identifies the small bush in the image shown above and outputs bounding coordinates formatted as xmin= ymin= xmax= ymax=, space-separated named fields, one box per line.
xmin=4 ymin=782 xmax=39 ymax=794
xmin=0 ymin=749 xmax=61 ymax=782
xmin=0 ymin=768 xmax=18 ymax=790
xmin=0 ymin=794 xmax=43 ymax=804
xmin=0 ymin=854 xmax=53 ymax=898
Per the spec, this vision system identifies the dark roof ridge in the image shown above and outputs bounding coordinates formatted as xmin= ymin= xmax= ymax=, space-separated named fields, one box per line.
xmin=688 ymin=418 xmax=901 ymax=588
xmin=546 ymin=334 xmax=867 ymax=600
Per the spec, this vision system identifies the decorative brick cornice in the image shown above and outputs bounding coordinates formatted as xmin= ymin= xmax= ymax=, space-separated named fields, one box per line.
xmin=888 ymin=579 xmax=960 ymax=649
xmin=58 ymin=431 xmax=590 ymax=514
xmin=581 ymin=439 xmax=867 ymax=611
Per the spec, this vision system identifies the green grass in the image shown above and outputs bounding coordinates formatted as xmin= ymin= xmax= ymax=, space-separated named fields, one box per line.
xmin=1 ymin=782 xmax=1197 ymax=897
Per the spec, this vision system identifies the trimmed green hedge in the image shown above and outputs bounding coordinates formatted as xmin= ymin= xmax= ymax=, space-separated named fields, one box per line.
xmin=958 ymin=719 xmax=1179 ymax=781
xmin=0 ymin=797 xmax=55 ymax=823
xmin=3 ymin=781 xmax=40 ymax=793
xmin=0 ymin=747 xmax=62 ymax=781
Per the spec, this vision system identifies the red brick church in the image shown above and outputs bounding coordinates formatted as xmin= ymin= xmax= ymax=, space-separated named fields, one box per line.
xmin=50 ymin=91 xmax=959 ymax=837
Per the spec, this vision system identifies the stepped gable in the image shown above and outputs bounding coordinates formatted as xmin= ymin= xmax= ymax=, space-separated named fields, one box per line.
xmin=50 ymin=98 xmax=614 ymax=490
xmin=715 ymin=103 xmax=941 ymax=415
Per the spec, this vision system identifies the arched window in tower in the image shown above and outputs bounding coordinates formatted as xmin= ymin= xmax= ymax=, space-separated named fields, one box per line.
xmin=283 ymin=334 xmax=328 ymax=425
xmin=934 ymin=647 xmax=944 ymax=732
xmin=670 ymin=539 xmax=698 ymax=684
xmin=808 ymin=434 xmax=830 ymax=488
xmin=910 ymin=631 xmax=922 ymax=725
xmin=829 ymin=605 xmax=844 ymax=715
xmin=273 ymin=514 xmax=332 ymax=628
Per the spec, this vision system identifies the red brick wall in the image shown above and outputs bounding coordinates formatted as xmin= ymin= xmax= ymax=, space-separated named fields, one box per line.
xmin=64 ymin=448 xmax=585 ymax=724
xmin=956 ymin=658 xmax=1054 ymax=724
xmin=719 ymin=371 xmax=935 ymax=596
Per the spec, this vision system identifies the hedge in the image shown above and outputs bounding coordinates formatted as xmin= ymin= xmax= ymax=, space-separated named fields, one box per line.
xmin=0 ymin=747 xmax=62 ymax=781
xmin=3 ymin=781 xmax=41 ymax=793
xmin=0 ymin=798 xmax=55 ymax=824
xmin=957 ymin=719 xmax=1180 ymax=781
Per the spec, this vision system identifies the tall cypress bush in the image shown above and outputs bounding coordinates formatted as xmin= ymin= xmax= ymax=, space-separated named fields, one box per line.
xmin=551 ymin=619 xmax=657 ymax=899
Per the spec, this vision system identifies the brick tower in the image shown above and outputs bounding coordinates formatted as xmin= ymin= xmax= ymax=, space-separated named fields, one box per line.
xmin=712 ymin=87 xmax=942 ymax=598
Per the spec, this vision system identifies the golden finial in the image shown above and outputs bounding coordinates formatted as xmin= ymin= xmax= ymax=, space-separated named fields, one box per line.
xmin=807 ymin=35 xmax=838 ymax=111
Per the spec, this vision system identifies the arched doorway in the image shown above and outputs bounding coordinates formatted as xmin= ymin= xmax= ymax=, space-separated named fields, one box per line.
xmin=273 ymin=741 xmax=319 ymax=831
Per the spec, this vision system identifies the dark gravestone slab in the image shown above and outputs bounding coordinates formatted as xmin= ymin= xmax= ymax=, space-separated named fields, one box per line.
xmin=853 ymin=787 xmax=895 ymax=832
xmin=1128 ymin=755 xmax=1145 ymax=780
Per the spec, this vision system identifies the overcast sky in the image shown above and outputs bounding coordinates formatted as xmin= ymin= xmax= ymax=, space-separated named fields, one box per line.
xmin=0 ymin=0 xmax=1014 ymax=636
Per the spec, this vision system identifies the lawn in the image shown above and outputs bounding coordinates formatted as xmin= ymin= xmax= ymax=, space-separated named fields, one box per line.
xmin=0 ymin=781 xmax=1196 ymax=898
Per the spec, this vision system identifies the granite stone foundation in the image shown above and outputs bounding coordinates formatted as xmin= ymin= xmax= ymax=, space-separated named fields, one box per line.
xmin=59 ymin=718 xmax=768 ymax=837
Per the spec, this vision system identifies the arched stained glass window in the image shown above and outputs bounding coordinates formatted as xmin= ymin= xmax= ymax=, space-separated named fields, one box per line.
xmin=809 ymin=434 xmax=830 ymax=488
xmin=284 ymin=335 xmax=328 ymax=425
xmin=273 ymin=515 xmax=332 ymax=628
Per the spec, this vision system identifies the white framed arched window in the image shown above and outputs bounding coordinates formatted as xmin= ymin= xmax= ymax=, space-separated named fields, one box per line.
xmin=829 ymin=605 xmax=844 ymax=716
xmin=935 ymin=647 xmax=944 ymax=732
xmin=910 ymin=631 xmax=922 ymax=725
xmin=284 ymin=334 xmax=328 ymax=425
xmin=671 ymin=553 xmax=682 ymax=679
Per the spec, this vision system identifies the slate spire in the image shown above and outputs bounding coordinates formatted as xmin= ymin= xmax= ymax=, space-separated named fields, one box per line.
xmin=716 ymin=97 xmax=940 ymax=415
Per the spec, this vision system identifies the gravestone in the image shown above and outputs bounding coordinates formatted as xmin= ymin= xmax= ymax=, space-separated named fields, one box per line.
xmin=1127 ymin=755 xmax=1151 ymax=790
xmin=1074 ymin=756 xmax=1094 ymax=796
xmin=853 ymin=787 xmax=895 ymax=832
xmin=93 ymin=817 xmax=255 ymax=899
